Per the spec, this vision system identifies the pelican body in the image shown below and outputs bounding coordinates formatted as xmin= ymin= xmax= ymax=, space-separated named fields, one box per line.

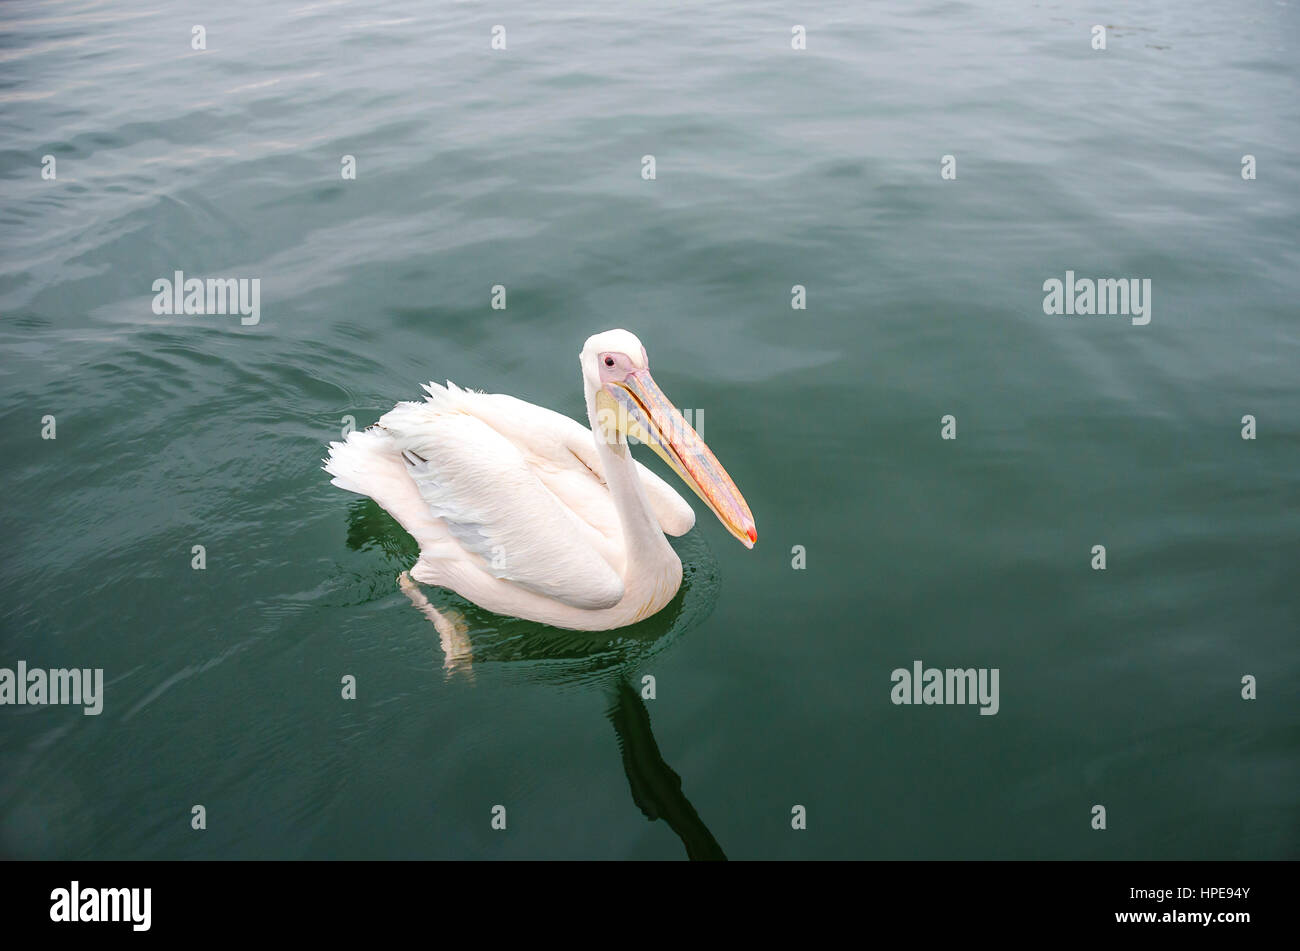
xmin=324 ymin=330 xmax=756 ymax=631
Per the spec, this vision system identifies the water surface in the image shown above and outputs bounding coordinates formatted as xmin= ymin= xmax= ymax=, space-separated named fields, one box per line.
xmin=1 ymin=0 xmax=1297 ymax=859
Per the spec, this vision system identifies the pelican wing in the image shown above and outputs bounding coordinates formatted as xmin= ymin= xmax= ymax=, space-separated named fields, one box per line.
xmin=382 ymin=405 xmax=625 ymax=611
xmin=419 ymin=382 xmax=696 ymax=537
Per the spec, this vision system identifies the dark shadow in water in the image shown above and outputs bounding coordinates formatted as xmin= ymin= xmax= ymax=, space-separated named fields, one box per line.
xmin=342 ymin=497 xmax=727 ymax=860
xmin=607 ymin=677 xmax=726 ymax=860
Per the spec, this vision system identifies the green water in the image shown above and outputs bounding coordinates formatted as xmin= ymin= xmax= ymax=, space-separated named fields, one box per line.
xmin=1 ymin=0 xmax=1297 ymax=859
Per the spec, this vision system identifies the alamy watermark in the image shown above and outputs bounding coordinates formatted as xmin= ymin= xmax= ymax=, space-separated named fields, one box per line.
xmin=0 ymin=661 xmax=103 ymax=715
xmin=1043 ymin=271 xmax=1151 ymax=325
xmin=151 ymin=270 xmax=260 ymax=325
xmin=890 ymin=660 xmax=999 ymax=715
xmin=50 ymin=882 xmax=150 ymax=931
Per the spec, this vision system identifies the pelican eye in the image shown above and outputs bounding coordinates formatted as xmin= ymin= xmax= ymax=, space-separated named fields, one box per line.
xmin=604 ymin=356 xmax=615 ymax=367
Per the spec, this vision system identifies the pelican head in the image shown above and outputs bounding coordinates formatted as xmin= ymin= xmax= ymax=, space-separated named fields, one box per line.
xmin=580 ymin=329 xmax=757 ymax=549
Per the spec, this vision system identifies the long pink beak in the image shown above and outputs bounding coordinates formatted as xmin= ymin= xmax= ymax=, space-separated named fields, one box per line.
xmin=608 ymin=369 xmax=757 ymax=549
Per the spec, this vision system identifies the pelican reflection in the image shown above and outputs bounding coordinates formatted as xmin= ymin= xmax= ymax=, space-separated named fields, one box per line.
xmin=349 ymin=498 xmax=725 ymax=859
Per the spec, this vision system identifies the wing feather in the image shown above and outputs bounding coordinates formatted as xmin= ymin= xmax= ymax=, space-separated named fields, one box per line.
xmin=421 ymin=382 xmax=696 ymax=536
xmin=377 ymin=403 xmax=625 ymax=611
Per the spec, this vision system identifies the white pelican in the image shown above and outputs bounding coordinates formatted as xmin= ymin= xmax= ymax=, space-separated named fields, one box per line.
xmin=324 ymin=329 xmax=756 ymax=631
